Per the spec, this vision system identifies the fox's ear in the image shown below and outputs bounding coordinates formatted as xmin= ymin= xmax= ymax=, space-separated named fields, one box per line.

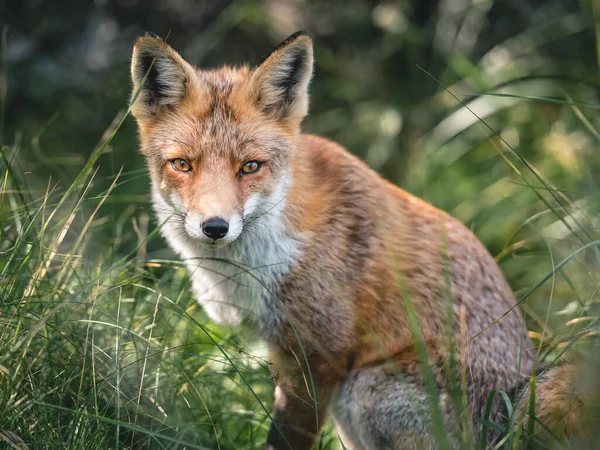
xmin=247 ymin=31 xmax=313 ymax=126
xmin=130 ymin=33 xmax=200 ymax=118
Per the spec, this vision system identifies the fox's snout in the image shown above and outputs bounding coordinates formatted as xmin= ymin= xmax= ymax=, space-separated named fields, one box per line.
xmin=182 ymin=206 xmax=243 ymax=248
xmin=161 ymin=172 xmax=247 ymax=247
xmin=201 ymin=217 xmax=229 ymax=240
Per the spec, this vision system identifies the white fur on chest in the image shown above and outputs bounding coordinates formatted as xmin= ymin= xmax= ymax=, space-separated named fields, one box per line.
xmin=184 ymin=212 xmax=299 ymax=327
xmin=153 ymin=180 xmax=301 ymax=327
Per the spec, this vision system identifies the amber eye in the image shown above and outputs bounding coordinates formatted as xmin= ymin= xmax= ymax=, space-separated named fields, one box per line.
xmin=171 ymin=158 xmax=191 ymax=172
xmin=240 ymin=161 xmax=262 ymax=175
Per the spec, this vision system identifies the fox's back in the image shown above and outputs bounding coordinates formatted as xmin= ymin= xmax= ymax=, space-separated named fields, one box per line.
xmin=280 ymin=134 xmax=534 ymax=418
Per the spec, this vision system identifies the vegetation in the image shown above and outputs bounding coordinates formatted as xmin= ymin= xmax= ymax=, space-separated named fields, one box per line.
xmin=1 ymin=0 xmax=600 ymax=448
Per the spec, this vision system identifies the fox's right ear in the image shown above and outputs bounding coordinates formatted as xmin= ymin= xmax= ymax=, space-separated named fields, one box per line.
xmin=130 ymin=33 xmax=201 ymax=119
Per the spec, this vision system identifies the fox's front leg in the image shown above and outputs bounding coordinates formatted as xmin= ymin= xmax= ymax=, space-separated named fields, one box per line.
xmin=265 ymin=353 xmax=343 ymax=450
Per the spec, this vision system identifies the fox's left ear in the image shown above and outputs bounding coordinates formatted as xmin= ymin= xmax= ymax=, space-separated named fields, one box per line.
xmin=246 ymin=31 xmax=313 ymax=126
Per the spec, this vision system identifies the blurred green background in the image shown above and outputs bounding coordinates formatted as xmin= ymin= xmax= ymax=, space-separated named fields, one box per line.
xmin=2 ymin=0 xmax=600 ymax=448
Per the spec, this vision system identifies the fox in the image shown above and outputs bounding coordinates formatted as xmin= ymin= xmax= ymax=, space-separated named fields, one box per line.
xmin=130 ymin=31 xmax=585 ymax=449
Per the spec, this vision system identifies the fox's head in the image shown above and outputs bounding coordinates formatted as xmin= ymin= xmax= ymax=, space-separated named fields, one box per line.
xmin=130 ymin=31 xmax=313 ymax=249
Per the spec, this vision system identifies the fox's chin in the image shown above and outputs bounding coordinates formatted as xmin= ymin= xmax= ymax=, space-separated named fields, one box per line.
xmin=187 ymin=231 xmax=242 ymax=250
xmin=196 ymin=240 xmax=229 ymax=250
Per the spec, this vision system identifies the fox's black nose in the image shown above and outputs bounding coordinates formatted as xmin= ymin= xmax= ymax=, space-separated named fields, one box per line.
xmin=202 ymin=217 xmax=229 ymax=240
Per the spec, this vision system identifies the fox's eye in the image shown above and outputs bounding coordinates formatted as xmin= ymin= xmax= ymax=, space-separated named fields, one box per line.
xmin=171 ymin=158 xmax=191 ymax=172
xmin=240 ymin=161 xmax=262 ymax=175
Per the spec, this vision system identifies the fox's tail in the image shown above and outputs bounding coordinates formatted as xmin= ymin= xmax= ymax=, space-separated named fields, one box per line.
xmin=515 ymin=360 xmax=598 ymax=446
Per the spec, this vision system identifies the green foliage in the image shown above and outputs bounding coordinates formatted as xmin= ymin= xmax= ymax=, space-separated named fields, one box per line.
xmin=2 ymin=0 xmax=600 ymax=448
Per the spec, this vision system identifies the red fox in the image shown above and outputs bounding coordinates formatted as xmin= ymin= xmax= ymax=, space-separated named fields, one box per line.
xmin=130 ymin=31 xmax=583 ymax=449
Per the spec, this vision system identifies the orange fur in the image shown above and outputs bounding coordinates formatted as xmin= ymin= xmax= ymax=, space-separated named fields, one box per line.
xmin=516 ymin=361 xmax=598 ymax=445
